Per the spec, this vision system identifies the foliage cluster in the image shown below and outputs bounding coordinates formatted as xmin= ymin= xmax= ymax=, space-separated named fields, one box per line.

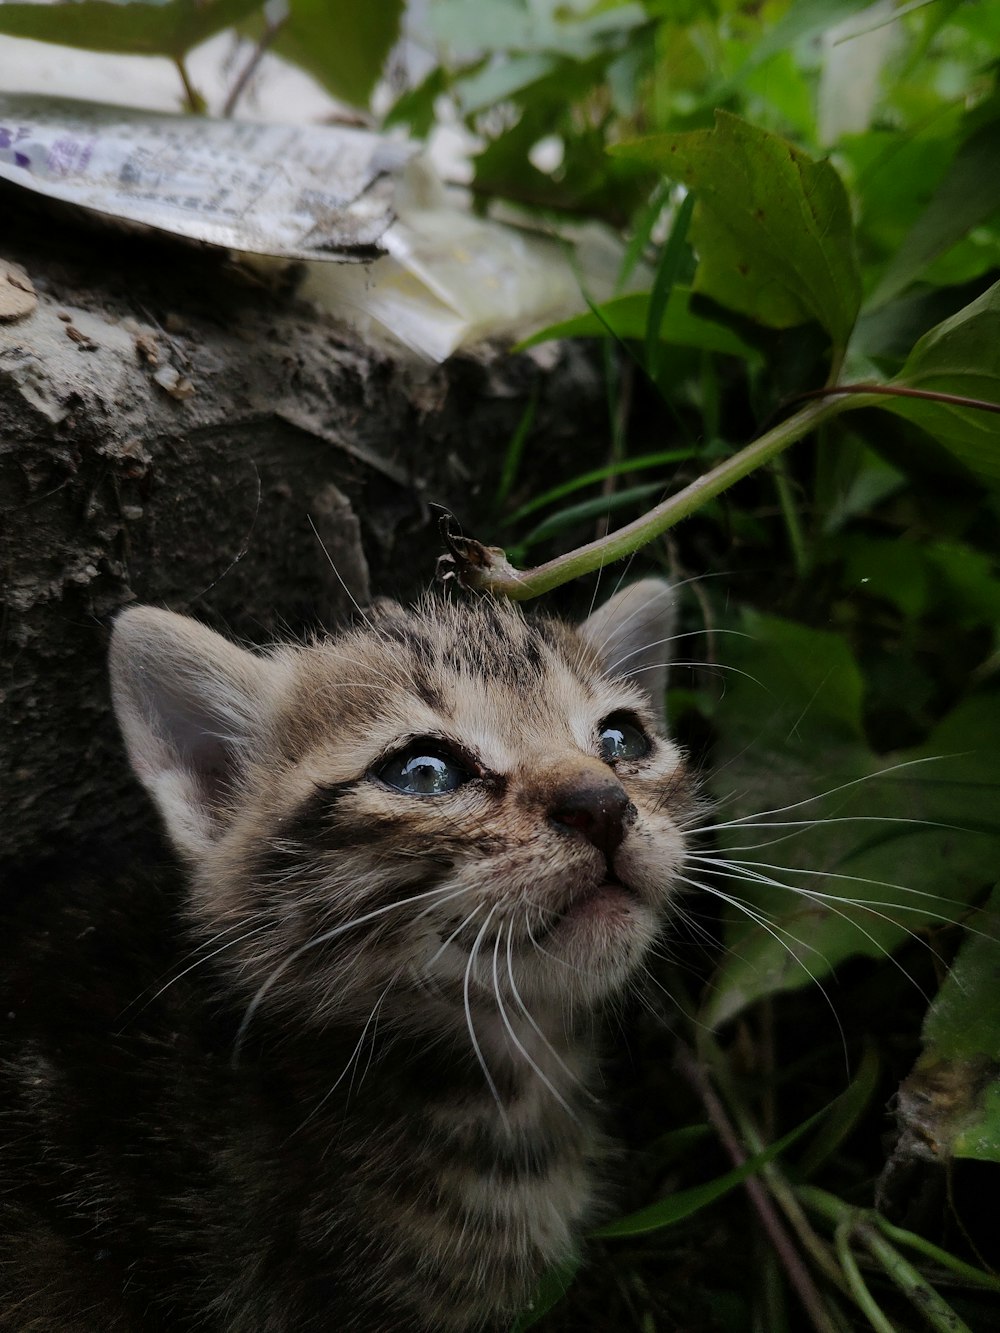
xmin=6 ymin=1 xmax=1000 ymax=1329
xmin=415 ymin=6 xmax=1000 ymax=1329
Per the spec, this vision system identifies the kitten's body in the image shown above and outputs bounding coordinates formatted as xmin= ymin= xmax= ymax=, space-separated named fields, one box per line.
xmin=0 ymin=583 xmax=692 ymax=1331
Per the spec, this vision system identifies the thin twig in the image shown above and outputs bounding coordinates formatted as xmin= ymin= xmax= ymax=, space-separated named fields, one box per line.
xmin=793 ymin=381 xmax=1000 ymax=415
xmin=223 ymin=16 xmax=289 ymax=118
xmin=174 ymin=57 xmax=205 ymax=114
xmin=438 ymin=397 xmax=843 ymax=599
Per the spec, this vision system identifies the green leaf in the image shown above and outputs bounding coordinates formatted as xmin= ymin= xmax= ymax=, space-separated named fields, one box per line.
xmin=453 ymin=53 xmax=559 ymax=115
xmin=738 ymin=0 xmax=876 ymax=73
xmin=923 ymin=887 xmax=1000 ymax=1061
xmin=835 ymin=534 xmax=930 ymax=619
xmin=611 ymin=112 xmax=862 ymax=359
xmin=875 ymin=280 xmax=1000 ymax=485
xmin=869 ymin=108 xmax=1000 ymax=308
xmin=273 ymin=0 xmax=404 ymax=108
xmin=384 ymin=66 xmax=449 ymax=136
xmin=0 ymin=0 xmax=263 ymax=58
xmin=895 ymin=887 xmax=1000 ymax=1165
xmin=494 ymin=388 xmax=540 ymax=510
xmin=925 ymin=542 xmax=1000 ymax=630
xmin=431 ymin=0 xmax=647 ymax=61
xmin=701 ymin=615 xmax=1000 ymax=1029
xmin=514 ymin=289 xmax=756 ymax=358
xmin=510 ymin=1257 xmax=581 ymax=1332
xmin=592 ymin=1105 xmax=822 ymax=1239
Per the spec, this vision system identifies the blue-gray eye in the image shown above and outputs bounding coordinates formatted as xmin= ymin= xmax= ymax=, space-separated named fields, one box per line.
xmin=376 ymin=745 xmax=469 ymax=796
xmin=598 ymin=715 xmax=649 ymax=763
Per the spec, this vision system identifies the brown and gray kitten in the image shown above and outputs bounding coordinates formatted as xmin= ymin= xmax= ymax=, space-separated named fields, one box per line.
xmin=0 ymin=580 xmax=693 ymax=1332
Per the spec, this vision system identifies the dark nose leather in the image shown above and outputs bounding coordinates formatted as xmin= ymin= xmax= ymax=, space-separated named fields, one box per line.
xmin=549 ymin=776 xmax=632 ymax=856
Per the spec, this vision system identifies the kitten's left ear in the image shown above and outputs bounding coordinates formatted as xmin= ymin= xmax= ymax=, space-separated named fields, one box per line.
xmin=110 ymin=607 xmax=286 ymax=862
xmin=580 ymin=578 xmax=676 ymax=721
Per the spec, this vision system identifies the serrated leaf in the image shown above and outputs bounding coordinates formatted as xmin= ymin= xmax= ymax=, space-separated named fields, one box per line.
xmin=0 ymin=0 xmax=262 ymax=58
xmin=894 ymin=887 xmax=1000 ymax=1165
xmin=515 ymin=288 xmax=755 ymax=358
xmin=611 ymin=111 xmax=861 ymax=358
xmin=274 ymin=0 xmax=404 ymax=109
xmin=872 ymin=279 xmax=1000 ymax=485
xmin=700 ymin=614 xmax=1000 ymax=1030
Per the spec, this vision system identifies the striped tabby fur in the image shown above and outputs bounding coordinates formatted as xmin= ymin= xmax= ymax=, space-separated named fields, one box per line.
xmin=0 ymin=581 xmax=693 ymax=1331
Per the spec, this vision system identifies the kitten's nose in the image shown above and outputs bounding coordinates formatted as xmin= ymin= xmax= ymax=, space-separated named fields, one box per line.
xmin=549 ymin=775 xmax=632 ymax=856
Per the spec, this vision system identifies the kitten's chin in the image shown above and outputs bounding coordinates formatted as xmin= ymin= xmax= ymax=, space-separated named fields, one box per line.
xmin=560 ymin=878 xmax=636 ymax=924
xmin=542 ymin=872 xmax=644 ymax=939
xmin=537 ymin=877 xmax=659 ymax=1000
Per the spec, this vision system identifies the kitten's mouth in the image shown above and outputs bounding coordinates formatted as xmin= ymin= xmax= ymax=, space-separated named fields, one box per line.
xmin=537 ymin=873 xmax=639 ymax=941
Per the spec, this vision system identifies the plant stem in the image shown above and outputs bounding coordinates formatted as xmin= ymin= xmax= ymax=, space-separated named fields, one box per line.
xmin=772 ymin=455 xmax=808 ymax=576
xmin=795 ymin=381 xmax=1000 ymax=415
xmin=223 ymin=15 xmax=289 ymax=118
xmin=797 ymin=1186 xmax=987 ymax=1332
xmin=445 ymin=397 xmax=844 ymax=600
xmin=873 ymin=1216 xmax=1000 ymax=1292
xmin=712 ymin=1070 xmax=848 ymax=1293
xmin=859 ymin=1224 xmax=974 ymax=1333
xmin=174 ymin=57 xmax=205 ymax=114
xmin=676 ymin=1044 xmax=842 ymax=1333
xmin=834 ymin=1222 xmax=896 ymax=1333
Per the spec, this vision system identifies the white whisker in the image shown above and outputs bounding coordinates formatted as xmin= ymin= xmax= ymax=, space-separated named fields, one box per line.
xmin=293 ymin=973 xmax=399 ymax=1141
xmin=693 ymin=754 xmax=968 ymax=834
xmin=465 ymin=907 xmax=507 ymax=1126
xmin=493 ymin=923 xmax=579 ymax=1118
xmin=424 ymin=900 xmax=484 ymax=969
xmin=232 ymin=882 xmax=469 ymax=1062
xmin=679 ymin=872 xmax=847 ymax=1054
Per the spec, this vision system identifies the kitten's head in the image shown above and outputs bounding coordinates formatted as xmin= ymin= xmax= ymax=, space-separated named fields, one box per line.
xmin=111 ymin=583 xmax=693 ymax=1033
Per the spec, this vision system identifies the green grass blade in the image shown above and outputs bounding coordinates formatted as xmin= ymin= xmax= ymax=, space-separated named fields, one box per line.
xmin=520 ymin=481 xmax=667 ymax=549
xmin=645 ymin=190 xmax=695 ymax=381
xmin=592 ymin=1107 xmax=823 ymax=1239
xmin=504 ymin=448 xmax=698 ymax=526
xmin=617 ymin=181 xmax=669 ymax=292
xmin=495 ymin=386 xmax=540 ymax=508
xmin=796 ymin=1043 xmax=880 ymax=1179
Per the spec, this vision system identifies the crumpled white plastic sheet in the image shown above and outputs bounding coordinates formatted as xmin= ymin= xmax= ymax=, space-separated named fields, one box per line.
xmin=0 ymin=94 xmax=414 ymax=260
xmin=301 ymin=161 xmax=634 ymax=362
xmin=0 ymin=94 xmax=637 ymax=361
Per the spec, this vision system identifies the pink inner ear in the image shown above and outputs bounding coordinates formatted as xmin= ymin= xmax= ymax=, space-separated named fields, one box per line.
xmin=110 ymin=606 xmax=278 ymax=857
xmin=579 ymin=579 xmax=676 ymax=720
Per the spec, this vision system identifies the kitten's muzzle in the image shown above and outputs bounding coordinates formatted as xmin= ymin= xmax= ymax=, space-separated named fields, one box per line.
xmin=548 ymin=773 xmax=634 ymax=858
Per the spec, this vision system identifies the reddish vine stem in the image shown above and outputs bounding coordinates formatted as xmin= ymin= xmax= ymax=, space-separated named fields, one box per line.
xmin=675 ymin=1043 xmax=841 ymax=1333
xmin=790 ymin=382 xmax=1000 ymax=415
xmin=223 ymin=16 xmax=289 ymax=118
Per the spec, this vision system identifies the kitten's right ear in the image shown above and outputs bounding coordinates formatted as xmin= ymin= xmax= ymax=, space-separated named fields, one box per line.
xmin=110 ymin=608 xmax=285 ymax=862
xmin=580 ymin=578 xmax=677 ymax=722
